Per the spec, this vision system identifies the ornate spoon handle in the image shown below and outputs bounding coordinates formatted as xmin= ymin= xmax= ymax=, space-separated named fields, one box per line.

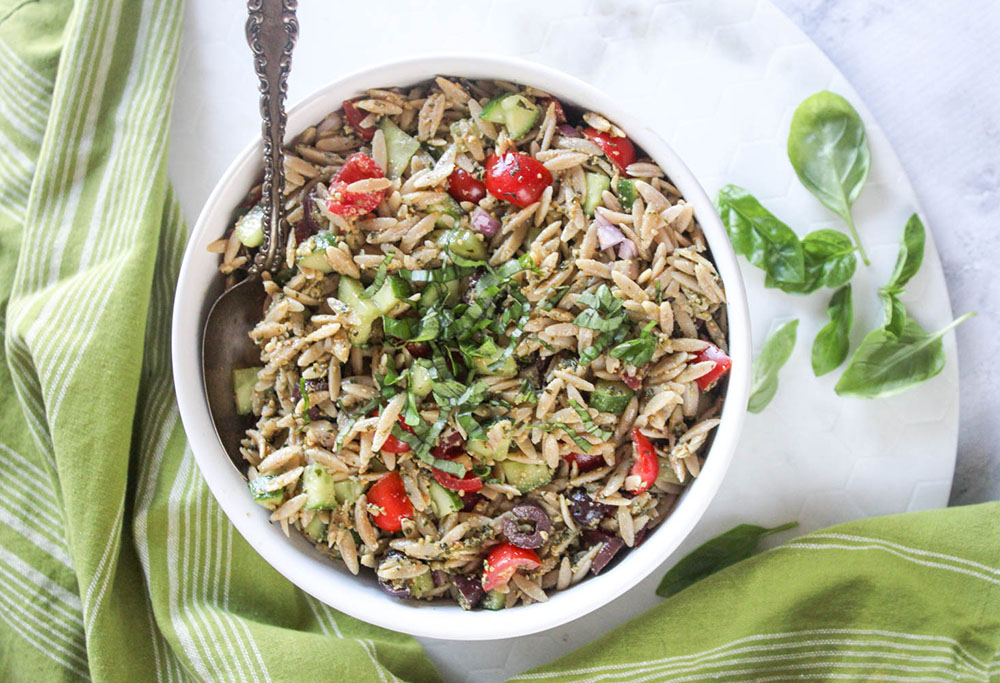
xmin=245 ymin=0 xmax=298 ymax=274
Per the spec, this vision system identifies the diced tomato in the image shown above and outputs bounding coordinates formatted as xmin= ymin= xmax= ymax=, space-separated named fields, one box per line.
xmin=446 ymin=167 xmax=487 ymax=204
xmin=431 ymin=431 xmax=466 ymax=459
xmin=326 ymin=153 xmax=386 ymax=216
xmin=563 ymin=451 xmax=605 ymax=472
xmin=367 ymin=472 xmax=413 ymax=532
xmin=540 ymin=97 xmax=567 ymax=123
xmin=342 ymin=98 xmax=376 ymax=141
xmin=621 ymin=372 xmax=642 ymax=391
xmin=380 ymin=415 xmax=415 ymax=454
xmin=432 ymin=467 xmax=483 ymax=492
xmin=482 ymin=543 xmax=541 ymax=591
xmin=405 ymin=342 xmax=431 ymax=358
xmin=483 ymin=151 xmax=553 ymax=208
xmin=582 ymin=128 xmax=636 ymax=173
xmin=628 ymin=428 xmax=659 ymax=494
xmin=691 ymin=344 xmax=732 ymax=391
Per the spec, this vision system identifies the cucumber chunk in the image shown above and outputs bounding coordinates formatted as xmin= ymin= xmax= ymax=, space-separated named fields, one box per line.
xmin=583 ymin=173 xmax=611 ymax=216
xmin=472 ymin=338 xmax=518 ymax=378
xmin=500 ymin=94 xmax=540 ymax=139
xmin=467 ymin=418 xmax=513 ymax=463
xmin=235 ymin=205 xmax=264 ymax=247
xmin=296 ymin=232 xmax=338 ymax=272
xmin=371 ymin=274 xmax=411 ymax=315
xmin=429 ymin=195 xmax=464 ymax=229
xmin=480 ymin=590 xmax=506 ymax=610
xmin=409 ymin=360 xmax=433 ymax=399
xmin=303 ymin=515 xmax=327 ymax=542
xmin=334 ymin=479 xmax=365 ymax=506
xmin=417 ymin=279 xmax=461 ymax=309
xmin=500 ymin=461 xmax=552 ymax=493
xmin=338 ymin=276 xmax=382 ymax=345
xmin=232 ymin=366 xmax=261 ymax=415
xmin=409 ymin=571 xmax=435 ymax=599
xmin=438 ymin=227 xmax=486 ymax=261
xmin=248 ymin=476 xmax=283 ymax=510
xmin=479 ymin=93 xmax=513 ymax=123
xmin=428 ymin=480 xmax=462 ymax=518
xmin=589 ymin=379 xmax=636 ymax=413
xmin=617 ymin=179 xmax=637 ymax=211
xmin=379 ymin=117 xmax=420 ymax=179
xmin=303 ymin=464 xmax=338 ymax=510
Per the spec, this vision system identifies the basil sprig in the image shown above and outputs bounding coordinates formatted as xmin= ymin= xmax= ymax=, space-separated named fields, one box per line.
xmin=811 ymin=285 xmax=853 ymax=377
xmin=655 ymin=522 xmax=797 ymax=598
xmin=747 ymin=319 xmax=799 ymax=413
xmin=788 ymin=91 xmax=871 ymax=265
xmin=766 ymin=229 xmax=857 ymax=294
xmin=835 ymin=216 xmax=973 ymax=398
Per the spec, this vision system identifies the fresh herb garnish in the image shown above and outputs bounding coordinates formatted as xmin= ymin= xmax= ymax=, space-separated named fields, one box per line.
xmin=568 ymin=400 xmax=613 ymax=440
xmin=788 ymin=91 xmax=871 ymax=264
xmin=748 ymin=319 xmax=799 ymax=413
xmin=362 ymin=252 xmax=394 ymax=298
xmin=610 ymin=321 xmax=658 ymax=367
xmin=655 ymin=522 xmax=798 ymax=598
xmin=298 ymin=377 xmax=310 ymax=423
xmin=812 ymin=285 xmax=853 ymax=377
xmin=766 ymin=229 xmax=857 ymax=295
xmin=548 ymin=421 xmax=593 ymax=453
xmin=879 ymin=213 xmax=925 ymax=338
xmin=573 ymin=284 xmax=633 ymax=367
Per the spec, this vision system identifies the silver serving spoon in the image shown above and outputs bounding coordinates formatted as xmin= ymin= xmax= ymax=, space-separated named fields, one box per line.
xmin=203 ymin=0 xmax=298 ymax=468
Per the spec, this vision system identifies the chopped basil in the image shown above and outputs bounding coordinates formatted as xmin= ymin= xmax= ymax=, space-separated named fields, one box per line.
xmin=610 ymin=321 xmax=658 ymax=367
xmin=362 ymin=252 xmax=394 ymax=298
xmin=568 ymin=400 xmax=612 ymax=440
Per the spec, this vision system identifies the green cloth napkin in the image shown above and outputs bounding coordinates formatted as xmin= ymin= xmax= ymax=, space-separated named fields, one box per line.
xmin=1 ymin=2 xmax=997 ymax=682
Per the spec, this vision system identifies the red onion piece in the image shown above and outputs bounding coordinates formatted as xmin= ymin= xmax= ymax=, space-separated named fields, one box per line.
xmin=557 ymin=123 xmax=581 ymax=137
xmin=618 ymin=238 xmax=637 ymax=259
xmin=596 ymin=219 xmax=625 ymax=251
xmin=471 ymin=207 xmax=501 ymax=237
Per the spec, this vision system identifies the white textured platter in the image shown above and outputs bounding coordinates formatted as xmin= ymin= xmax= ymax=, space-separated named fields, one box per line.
xmin=167 ymin=0 xmax=959 ymax=680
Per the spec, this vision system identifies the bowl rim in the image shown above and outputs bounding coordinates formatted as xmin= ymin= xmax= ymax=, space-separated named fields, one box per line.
xmin=171 ymin=52 xmax=751 ymax=641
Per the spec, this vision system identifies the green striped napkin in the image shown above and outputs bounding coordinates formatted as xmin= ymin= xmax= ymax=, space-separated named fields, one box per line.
xmin=1 ymin=2 xmax=996 ymax=682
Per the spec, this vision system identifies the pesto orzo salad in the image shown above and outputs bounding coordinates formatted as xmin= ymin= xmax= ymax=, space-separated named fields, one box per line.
xmin=208 ymin=76 xmax=731 ymax=610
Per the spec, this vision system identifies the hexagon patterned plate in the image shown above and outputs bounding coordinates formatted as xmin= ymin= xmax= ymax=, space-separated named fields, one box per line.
xmin=168 ymin=1 xmax=960 ymax=680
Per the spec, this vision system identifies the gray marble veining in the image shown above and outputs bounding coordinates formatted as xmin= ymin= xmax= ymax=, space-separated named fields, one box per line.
xmin=772 ymin=0 xmax=1000 ymax=505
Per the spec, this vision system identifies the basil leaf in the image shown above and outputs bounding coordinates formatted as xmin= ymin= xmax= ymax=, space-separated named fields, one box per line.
xmin=879 ymin=214 xmax=926 ymax=337
xmin=382 ymin=316 xmax=414 ymax=340
xmin=747 ymin=319 xmax=798 ymax=413
xmin=573 ymin=308 xmax=622 ymax=332
xmin=812 ymin=286 xmax=853 ymax=376
xmin=362 ymin=252 xmax=394 ymax=298
xmin=550 ymin=422 xmax=593 ymax=453
xmin=787 ymin=91 xmax=871 ymax=265
xmin=298 ymin=377 xmax=310 ymax=422
xmin=568 ymin=400 xmax=613 ymax=440
xmin=767 ymin=229 xmax=857 ymax=294
xmin=655 ymin=522 xmax=797 ymax=598
xmin=410 ymin=308 xmax=441 ymax=342
xmin=610 ymin=321 xmax=658 ymax=367
xmin=716 ymin=185 xmax=804 ymax=285
xmin=834 ymin=313 xmax=974 ymax=399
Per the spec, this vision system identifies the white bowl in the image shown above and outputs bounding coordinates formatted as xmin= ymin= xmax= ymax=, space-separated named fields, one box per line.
xmin=172 ymin=54 xmax=751 ymax=641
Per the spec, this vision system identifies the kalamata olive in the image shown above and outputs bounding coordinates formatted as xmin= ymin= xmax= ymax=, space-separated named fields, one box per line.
xmin=567 ymin=488 xmax=612 ymax=527
xmin=461 ymin=491 xmax=484 ymax=512
xmin=501 ymin=503 xmax=552 ymax=549
xmin=463 ymin=268 xmax=487 ymax=304
xmin=376 ymin=551 xmax=412 ymax=598
xmin=453 ymin=574 xmax=486 ymax=610
xmin=432 ymin=430 xmax=466 ymax=459
xmin=583 ymin=530 xmax=625 ymax=575
xmin=405 ymin=342 xmax=431 ymax=358
xmin=432 ymin=570 xmax=445 ymax=587
xmin=304 ymin=379 xmax=328 ymax=393
xmin=296 ymin=179 xmax=322 ymax=242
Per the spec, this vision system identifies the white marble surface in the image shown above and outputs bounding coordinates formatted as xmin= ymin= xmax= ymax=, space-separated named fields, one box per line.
xmin=769 ymin=0 xmax=1000 ymax=504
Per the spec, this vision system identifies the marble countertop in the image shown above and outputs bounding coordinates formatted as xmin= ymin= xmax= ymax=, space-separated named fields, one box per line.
xmin=772 ymin=0 xmax=1000 ymax=505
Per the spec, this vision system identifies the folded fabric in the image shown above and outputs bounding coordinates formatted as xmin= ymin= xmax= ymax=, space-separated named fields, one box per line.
xmin=1 ymin=2 xmax=996 ymax=683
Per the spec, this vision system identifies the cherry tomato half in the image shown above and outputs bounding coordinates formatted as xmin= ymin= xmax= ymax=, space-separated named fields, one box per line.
xmin=628 ymin=428 xmax=659 ymax=494
xmin=326 ymin=153 xmax=386 ymax=217
xmin=342 ymin=98 xmax=376 ymax=141
xmin=380 ymin=415 xmax=416 ymax=454
xmin=582 ymin=127 xmax=636 ymax=173
xmin=367 ymin=471 xmax=413 ymax=532
xmin=691 ymin=344 xmax=732 ymax=391
xmin=484 ymin=151 xmax=552 ymax=208
xmin=563 ymin=452 xmax=605 ymax=473
xmin=446 ymin=167 xmax=487 ymax=204
xmin=482 ymin=543 xmax=541 ymax=592
xmin=432 ymin=467 xmax=483 ymax=492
